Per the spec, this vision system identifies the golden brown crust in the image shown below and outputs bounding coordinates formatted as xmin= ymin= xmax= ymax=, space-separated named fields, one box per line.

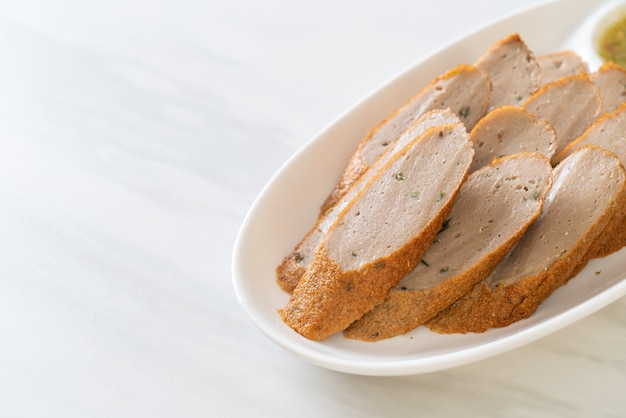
xmin=319 ymin=63 xmax=489 ymax=212
xmin=551 ymin=103 xmax=626 ymax=258
xmin=590 ymin=61 xmax=626 ymax=114
xmin=522 ymin=73 xmax=602 ymax=157
xmin=280 ymin=122 xmax=475 ymax=340
xmin=280 ymin=171 xmax=464 ymax=340
xmin=474 ymin=33 xmax=541 ymax=109
xmin=467 ymin=105 xmax=557 ymax=172
xmin=279 ymin=35 xmax=626 ymax=340
xmin=426 ymin=225 xmax=612 ymax=334
xmin=553 ymin=101 xmax=626 ymax=165
xmin=580 ymin=186 xmax=626 ymax=259
xmin=276 ymin=250 xmax=307 ymax=294
xmin=343 ymin=239 xmax=520 ymax=341
xmin=426 ymin=147 xmax=626 ymax=334
xmin=279 ymin=109 xmax=464 ymax=294
xmin=537 ymin=50 xmax=587 ymax=86
xmin=344 ymin=154 xmax=552 ymax=341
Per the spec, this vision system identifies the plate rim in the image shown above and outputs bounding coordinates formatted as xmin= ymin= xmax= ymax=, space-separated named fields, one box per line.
xmin=232 ymin=0 xmax=626 ymax=376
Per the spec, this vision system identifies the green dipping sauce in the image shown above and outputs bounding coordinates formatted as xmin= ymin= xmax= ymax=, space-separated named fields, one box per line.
xmin=599 ymin=15 xmax=626 ymax=67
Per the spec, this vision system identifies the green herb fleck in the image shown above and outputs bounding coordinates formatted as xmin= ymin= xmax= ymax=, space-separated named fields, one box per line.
xmin=421 ymin=259 xmax=429 ymax=267
xmin=411 ymin=191 xmax=420 ymax=199
xmin=439 ymin=267 xmax=449 ymax=273
xmin=532 ymin=190 xmax=540 ymax=200
xmin=395 ymin=172 xmax=407 ymax=181
xmin=294 ymin=252 xmax=304 ymax=263
xmin=437 ymin=191 xmax=445 ymax=202
xmin=351 ymin=251 xmax=357 ymax=257
xmin=459 ymin=106 xmax=470 ymax=119
xmin=516 ymin=95 xmax=523 ymax=102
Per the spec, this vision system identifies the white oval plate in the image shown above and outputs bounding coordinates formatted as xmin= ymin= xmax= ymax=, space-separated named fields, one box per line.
xmin=232 ymin=0 xmax=626 ymax=376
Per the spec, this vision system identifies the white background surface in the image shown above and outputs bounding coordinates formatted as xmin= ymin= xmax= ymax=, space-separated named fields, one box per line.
xmin=1 ymin=0 xmax=624 ymax=416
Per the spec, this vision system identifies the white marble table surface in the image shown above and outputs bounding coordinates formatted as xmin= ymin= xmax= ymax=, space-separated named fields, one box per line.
xmin=1 ymin=0 xmax=625 ymax=416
